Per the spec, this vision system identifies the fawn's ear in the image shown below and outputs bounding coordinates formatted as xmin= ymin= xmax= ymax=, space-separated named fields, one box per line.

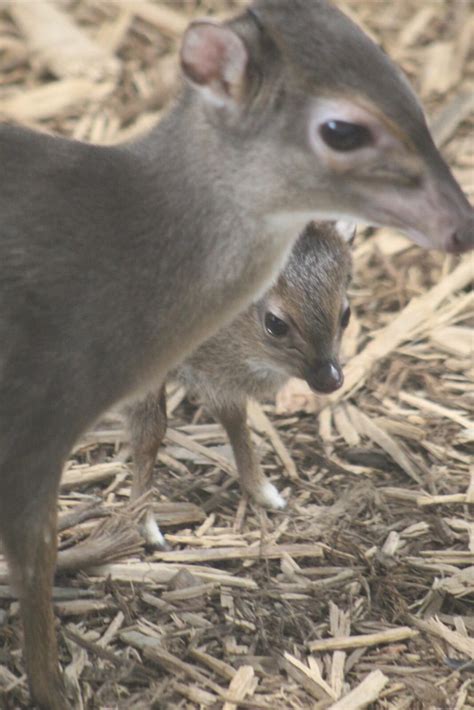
xmin=335 ymin=220 xmax=357 ymax=245
xmin=180 ymin=21 xmax=248 ymax=110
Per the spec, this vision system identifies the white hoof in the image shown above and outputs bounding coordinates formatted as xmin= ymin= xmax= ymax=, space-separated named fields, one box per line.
xmin=253 ymin=481 xmax=286 ymax=510
xmin=142 ymin=511 xmax=167 ymax=549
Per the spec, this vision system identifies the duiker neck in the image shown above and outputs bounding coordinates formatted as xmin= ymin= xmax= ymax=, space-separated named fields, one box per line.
xmin=128 ymin=89 xmax=262 ymax=222
xmin=109 ymin=91 xmax=294 ymax=397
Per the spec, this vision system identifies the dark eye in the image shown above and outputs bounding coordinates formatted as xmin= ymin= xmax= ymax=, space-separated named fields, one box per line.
xmin=341 ymin=306 xmax=351 ymax=329
xmin=320 ymin=120 xmax=372 ymax=151
xmin=264 ymin=312 xmax=289 ymax=337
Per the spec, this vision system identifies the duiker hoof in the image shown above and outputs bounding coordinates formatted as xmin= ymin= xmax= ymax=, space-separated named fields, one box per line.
xmin=253 ymin=481 xmax=286 ymax=510
xmin=141 ymin=514 xmax=169 ymax=550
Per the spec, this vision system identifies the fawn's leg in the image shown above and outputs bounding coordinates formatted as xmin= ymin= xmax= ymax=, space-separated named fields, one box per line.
xmin=127 ymin=386 xmax=168 ymax=547
xmin=215 ymin=401 xmax=286 ymax=510
xmin=0 ymin=456 xmax=70 ymax=710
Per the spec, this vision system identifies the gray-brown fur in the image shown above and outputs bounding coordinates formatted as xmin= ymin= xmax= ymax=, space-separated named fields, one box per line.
xmin=128 ymin=222 xmax=352 ymax=535
xmin=0 ymin=1 xmax=472 ymax=707
xmin=179 ymin=221 xmax=352 ymax=405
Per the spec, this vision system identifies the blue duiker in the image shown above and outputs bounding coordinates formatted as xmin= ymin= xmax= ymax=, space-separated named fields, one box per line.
xmin=127 ymin=220 xmax=353 ymax=547
xmin=0 ymin=1 xmax=472 ymax=707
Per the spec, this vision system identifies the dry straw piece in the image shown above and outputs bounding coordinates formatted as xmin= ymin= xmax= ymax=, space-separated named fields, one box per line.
xmin=8 ymin=0 xmax=119 ymax=80
xmin=327 ymin=670 xmax=389 ymax=710
xmin=308 ymin=627 xmax=419 ymax=652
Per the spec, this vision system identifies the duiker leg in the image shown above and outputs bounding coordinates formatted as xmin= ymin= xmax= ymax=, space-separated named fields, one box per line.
xmin=127 ymin=387 xmax=168 ymax=547
xmin=216 ymin=402 xmax=286 ymax=510
xmin=0 ymin=459 xmax=69 ymax=710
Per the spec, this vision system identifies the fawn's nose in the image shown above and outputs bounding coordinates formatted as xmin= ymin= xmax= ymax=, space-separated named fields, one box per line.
xmin=306 ymin=360 xmax=344 ymax=394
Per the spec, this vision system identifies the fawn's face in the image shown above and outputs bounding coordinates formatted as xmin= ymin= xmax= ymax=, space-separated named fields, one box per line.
xmin=255 ymin=221 xmax=352 ymax=394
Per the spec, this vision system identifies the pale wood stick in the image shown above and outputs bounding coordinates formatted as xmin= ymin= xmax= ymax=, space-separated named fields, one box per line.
xmin=189 ymin=649 xmax=235 ymax=682
xmin=9 ymin=0 xmax=118 ymax=79
xmin=282 ymin=652 xmax=336 ymax=702
xmin=410 ymin=616 xmax=474 ymax=659
xmin=346 ymin=405 xmax=423 ymax=484
xmin=172 ymin=682 xmax=218 ymax=707
xmin=0 ymin=78 xmax=113 ymax=121
xmin=398 ymin=391 xmax=472 ymax=430
xmin=87 ymin=561 xmax=258 ymax=589
xmin=417 ymin=493 xmax=473 ymax=507
xmin=222 ymin=666 xmax=256 ymax=710
xmin=166 ymin=427 xmax=237 ymax=478
xmin=152 ymin=542 xmax=324 ymax=564
xmin=327 ymin=258 xmax=472 ymax=405
xmin=61 ymin=462 xmax=130 ymax=490
xmin=308 ymin=626 xmax=418 ymax=652
xmin=327 ymin=670 xmax=388 ymax=710
xmin=122 ymin=630 xmax=225 ymax=693
xmin=120 ymin=0 xmax=189 ymax=37
xmin=247 ymin=400 xmax=298 ymax=479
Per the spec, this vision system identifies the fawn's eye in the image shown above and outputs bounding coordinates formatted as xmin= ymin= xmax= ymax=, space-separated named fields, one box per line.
xmin=320 ymin=120 xmax=372 ymax=151
xmin=341 ymin=305 xmax=351 ymax=329
xmin=265 ymin=312 xmax=289 ymax=337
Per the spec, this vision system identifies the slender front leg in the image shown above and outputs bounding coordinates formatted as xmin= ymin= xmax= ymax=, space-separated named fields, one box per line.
xmin=127 ymin=386 xmax=168 ymax=547
xmin=215 ymin=400 xmax=286 ymax=510
xmin=0 ymin=459 xmax=70 ymax=710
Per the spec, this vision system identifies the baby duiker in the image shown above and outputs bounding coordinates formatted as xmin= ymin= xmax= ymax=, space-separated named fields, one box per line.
xmin=127 ymin=221 xmax=353 ymax=546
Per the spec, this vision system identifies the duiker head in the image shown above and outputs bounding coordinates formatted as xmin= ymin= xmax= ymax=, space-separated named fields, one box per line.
xmin=257 ymin=220 xmax=353 ymax=394
xmin=179 ymin=0 xmax=473 ymax=253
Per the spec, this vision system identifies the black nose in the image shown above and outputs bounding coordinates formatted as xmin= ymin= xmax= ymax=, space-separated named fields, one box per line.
xmin=448 ymin=213 xmax=474 ymax=253
xmin=306 ymin=361 xmax=344 ymax=394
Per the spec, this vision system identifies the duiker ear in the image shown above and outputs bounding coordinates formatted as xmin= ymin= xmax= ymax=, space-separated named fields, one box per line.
xmin=335 ymin=220 xmax=357 ymax=245
xmin=180 ymin=21 xmax=248 ymax=110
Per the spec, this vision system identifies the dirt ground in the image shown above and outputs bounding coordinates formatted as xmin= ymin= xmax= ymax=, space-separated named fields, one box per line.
xmin=0 ymin=1 xmax=472 ymax=708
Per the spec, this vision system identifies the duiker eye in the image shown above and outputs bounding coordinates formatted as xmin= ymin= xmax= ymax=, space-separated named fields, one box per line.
xmin=320 ymin=120 xmax=372 ymax=151
xmin=265 ymin=312 xmax=289 ymax=337
xmin=341 ymin=305 xmax=351 ymax=328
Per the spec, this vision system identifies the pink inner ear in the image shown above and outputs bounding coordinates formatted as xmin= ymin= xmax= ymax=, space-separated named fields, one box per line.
xmin=181 ymin=22 xmax=247 ymax=91
xmin=183 ymin=34 xmax=224 ymax=86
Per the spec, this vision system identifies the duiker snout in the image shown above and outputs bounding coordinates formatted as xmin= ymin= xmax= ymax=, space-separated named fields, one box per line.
xmin=383 ymin=151 xmax=474 ymax=253
xmin=305 ymin=360 xmax=344 ymax=394
xmin=448 ymin=211 xmax=474 ymax=253
xmin=423 ymin=147 xmax=474 ymax=253
xmin=408 ymin=174 xmax=474 ymax=253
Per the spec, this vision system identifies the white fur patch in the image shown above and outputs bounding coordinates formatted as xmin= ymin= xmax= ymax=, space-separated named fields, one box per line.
xmin=142 ymin=511 xmax=166 ymax=548
xmin=254 ymin=481 xmax=286 ymax=510
xmin=335 ymin=220 xmax=357 ymax=242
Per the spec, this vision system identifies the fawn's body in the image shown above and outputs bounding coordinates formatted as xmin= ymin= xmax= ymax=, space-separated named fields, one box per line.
xmin=128 ymin=221 xmax=353 ymax=544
